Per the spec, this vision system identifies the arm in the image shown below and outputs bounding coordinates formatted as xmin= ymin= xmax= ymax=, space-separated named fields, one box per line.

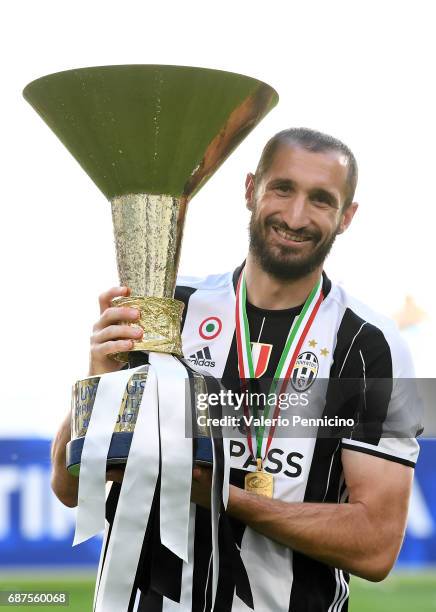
xmin=50 ymin=286 xmax=141 ymax=507
xmin=50 ymin=410 xmax=125 ymax=507
xmin=192 ymin=450 xmax=413 ymax=581
xmin=51 ymin=411 xmax=78 ymax=507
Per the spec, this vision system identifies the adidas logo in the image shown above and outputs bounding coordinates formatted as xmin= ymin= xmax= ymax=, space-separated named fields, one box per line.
xmin=188 ymin=346 xmax=216 ymax=368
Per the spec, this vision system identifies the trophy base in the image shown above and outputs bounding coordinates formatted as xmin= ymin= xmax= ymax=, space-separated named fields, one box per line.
xmin=66 ymin=432 xmax=213 ymax=476
xmin=66 ymin=432 xmax=133 ymax=477
xmin=194 ymin=437 xmax=215 ymax=466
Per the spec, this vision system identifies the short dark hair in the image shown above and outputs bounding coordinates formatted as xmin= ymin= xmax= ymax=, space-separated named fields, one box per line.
xmin=255 ymin=127 xmax=358 ymax=209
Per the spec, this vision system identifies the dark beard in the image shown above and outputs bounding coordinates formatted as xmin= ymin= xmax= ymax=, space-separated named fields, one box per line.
xmin=249 ymin=215 xmax=339 ymax=281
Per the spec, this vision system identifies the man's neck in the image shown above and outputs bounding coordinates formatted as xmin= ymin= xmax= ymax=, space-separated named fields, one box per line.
xmin=244 ymin=254 xmax=323 ymax=310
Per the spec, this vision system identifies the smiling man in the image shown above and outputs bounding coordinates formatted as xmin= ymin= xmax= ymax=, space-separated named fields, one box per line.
xmin=51 ymin=128 xmax=421 ymax=611
xmin=247 ymin=133 xmax=356 ymax=284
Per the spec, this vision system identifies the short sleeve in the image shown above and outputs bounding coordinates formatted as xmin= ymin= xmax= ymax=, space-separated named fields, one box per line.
xmin=340 ymin=321 xmax=422 ymax=468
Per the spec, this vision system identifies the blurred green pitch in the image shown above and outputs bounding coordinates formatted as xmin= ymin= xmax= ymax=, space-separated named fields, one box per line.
xmin=0 ymin=571 xmax=435 ymax=611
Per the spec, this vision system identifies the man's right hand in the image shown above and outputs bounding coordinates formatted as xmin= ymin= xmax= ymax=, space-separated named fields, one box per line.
xmin=89 ymin=286 xmax=144 ymax=375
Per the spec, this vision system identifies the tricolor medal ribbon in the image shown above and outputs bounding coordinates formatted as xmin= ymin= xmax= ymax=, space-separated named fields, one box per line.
xmin=235 ymin=269 xmax=324 ymax=497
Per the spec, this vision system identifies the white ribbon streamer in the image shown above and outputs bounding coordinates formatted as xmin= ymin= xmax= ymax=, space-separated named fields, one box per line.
xmin=95 ymin=366 xmax=160 ymax=612
xmin=222 ymin=436 xmax=231 ymax=509
xmin=149 ymin=353 xmax=192 ymax=563
xmin=210 ymin=433 xmax=221 ymax=610
xmin=73 ymin=365 xmax=144 ymax=545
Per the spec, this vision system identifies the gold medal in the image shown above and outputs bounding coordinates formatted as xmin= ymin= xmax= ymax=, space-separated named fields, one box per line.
xmin=244 ymin=458 xmax=274 ymax=498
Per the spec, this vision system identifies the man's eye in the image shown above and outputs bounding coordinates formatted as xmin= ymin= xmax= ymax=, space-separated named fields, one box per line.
xmin=274 ymin=185 xmax=292 ymax=194
xmin=311 ymin=195 xmax=330 ymax=206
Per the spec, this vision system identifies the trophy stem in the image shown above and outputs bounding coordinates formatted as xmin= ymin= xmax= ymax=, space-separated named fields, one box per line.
xmin=111 ymin=193 xmax=183 ymax=298
xmin=110 ymin=193 xmax=186 ymax=361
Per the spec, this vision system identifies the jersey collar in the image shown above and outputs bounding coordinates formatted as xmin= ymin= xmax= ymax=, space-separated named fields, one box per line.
xmin=232 ymin=261 xmax=332 ymax=299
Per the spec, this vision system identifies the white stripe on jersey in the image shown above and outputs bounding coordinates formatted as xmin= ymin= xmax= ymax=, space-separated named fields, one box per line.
xmin=328 ymin=568 xmax=343 ymax=612
xmin=202 ymin=553 xmax=213 ymax=612
xmin=342 ymin=438 xmax=418 ymax=465
xmin=321 ymin=441 xmax=341 ymax=502
xmin=132 ymin=589 xmax=141 ymax=612
xmin=181 ymin=274 xmax=236 ymax=379
xmin=231 ymin=528 xmax=293 ymax=612
xmin=336 ymin=570 xmax=349 ymax=612
xmin=338 ymin=322 xmax=367 ymax=377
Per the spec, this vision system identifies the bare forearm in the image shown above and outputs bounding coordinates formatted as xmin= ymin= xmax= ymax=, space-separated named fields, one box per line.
xmin=227 ymin=486 xmax=394 ymax=581
xmin=51 ymin=412 xmax=78 ymax=507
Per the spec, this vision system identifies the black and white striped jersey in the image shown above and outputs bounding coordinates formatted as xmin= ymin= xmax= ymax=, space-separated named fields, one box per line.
xmin=107 ymin=265 xmax=420 ymax=612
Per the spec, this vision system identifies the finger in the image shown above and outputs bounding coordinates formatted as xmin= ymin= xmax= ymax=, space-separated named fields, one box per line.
xmin=93 ymin=324 xmax=143 ymax=344
xmin=94 ymin=306 xmax=140 ymax=331
xmin=92 ymin=339 xmax=135 ymax=357
xmin=98 ymin=286 xmax=131 ymax=314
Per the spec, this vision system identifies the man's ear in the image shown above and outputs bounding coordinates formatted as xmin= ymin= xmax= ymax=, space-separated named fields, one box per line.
xmin=245 ymin=173 xmax=256 ymax=211
xmin=337 ymin=202 xmax=359 ymax=234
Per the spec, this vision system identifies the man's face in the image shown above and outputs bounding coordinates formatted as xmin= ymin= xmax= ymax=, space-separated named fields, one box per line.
xmin=247 ymin=145 xmax=357 ymax=280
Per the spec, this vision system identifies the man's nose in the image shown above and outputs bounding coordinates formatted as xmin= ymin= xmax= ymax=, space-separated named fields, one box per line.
xmin=281 ymin=194 xmax=310 ymax=230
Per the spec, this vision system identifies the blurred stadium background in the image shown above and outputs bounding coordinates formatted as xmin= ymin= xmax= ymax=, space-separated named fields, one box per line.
xmin=0 ymin=438 xmax=435 ymax=610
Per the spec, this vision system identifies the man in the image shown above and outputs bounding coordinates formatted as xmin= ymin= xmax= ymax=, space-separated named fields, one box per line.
xmin=51 ymin=128 xmax=420 ymax=611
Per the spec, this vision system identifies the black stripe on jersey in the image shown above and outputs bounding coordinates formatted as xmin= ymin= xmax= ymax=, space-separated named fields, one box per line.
xmin=150 ymin=484 xmax=184 ymax=600
xmin=288 ymin=308 xmax=394 ymax=612
xmin=175 ymin=285 xmax=198 ymax=332
xmin=330 ymin=308 xmax=393 ymax=447
xmin=232 ymin=263 xmax=244 ymax=290
xmin=341 ymin=442 xmax=416 ymax=468
xmin=93 ymin=483 xmax=122 ymax=610
xmin=192 ymin=506 xmax=213 ymax=611
xmin=136 ymin=589 xmax=163 ymax=611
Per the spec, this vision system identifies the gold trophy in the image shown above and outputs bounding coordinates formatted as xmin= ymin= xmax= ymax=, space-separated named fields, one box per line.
xmin=23 ymin=65 xmax=278 ymax=474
